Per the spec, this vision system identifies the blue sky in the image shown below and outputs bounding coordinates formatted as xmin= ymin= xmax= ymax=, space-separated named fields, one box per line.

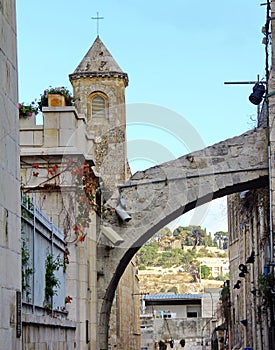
xmin=16 ymin=1 xmax=267 ymax=233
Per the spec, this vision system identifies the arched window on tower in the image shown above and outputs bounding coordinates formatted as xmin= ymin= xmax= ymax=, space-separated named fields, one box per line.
xmin=91 ymin=94 xmax=107 ymax=118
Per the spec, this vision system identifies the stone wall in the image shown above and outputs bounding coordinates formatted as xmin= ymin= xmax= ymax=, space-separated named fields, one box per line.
xmin=0 ymin=0 xmax=22 ymax=349
xmin=20 ymin=108 xmax=98 ymax=349
xmin=97 ymin=126 xmax=269 ymax=349
xmin=228 ymin=189 xmax=269 ymax=349
xmin=153 ymin=317 xmax=212 ymax=350
xmin=226 ymin=2 xmax=275 ymax=349
xmin=70 ymin=76 xmax=128 ymax=198
xmin=22 ymin=314 xmax=76 ymax=350
xmin=108 ymin=260 xmax=140 ymax=350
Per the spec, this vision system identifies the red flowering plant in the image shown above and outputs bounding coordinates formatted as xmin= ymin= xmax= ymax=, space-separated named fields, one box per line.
xmin=18 ymin=101 xmax=39 ymax=118
xmin=65 ymin=295 xmax=72 ymax=304
xmin=70 ymin=161 xmax=98 ymax=242
xmin=22 ymin=159 xmax=99 ymax=244
xmin=39 ymin=86 xmax=74 ymax=110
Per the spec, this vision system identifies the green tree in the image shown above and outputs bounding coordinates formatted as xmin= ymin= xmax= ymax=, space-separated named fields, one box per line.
xmin=136 ymin=240 xmax=158 ymax=266
xmin=181 ymin=249 xmax=197 ymax=271
xmin=167 ymin=286 xmax=178 ymax=294
xmin=214 ymin=231 xmax=228 ymax=250
xmin=204 ymin=233 xmax=214 ymax=247
xmin=157 ymin=249 xmax=183 ymax=268
xmin=200 ymin=265 xmax=211 ymax=279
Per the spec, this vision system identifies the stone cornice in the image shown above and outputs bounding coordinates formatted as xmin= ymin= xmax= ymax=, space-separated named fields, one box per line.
xmin=69 ymin=71 xmax=129 ymax=86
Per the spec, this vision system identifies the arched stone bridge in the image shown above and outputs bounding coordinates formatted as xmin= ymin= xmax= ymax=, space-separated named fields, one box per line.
xmin=97 ymin=126 xmax=268 ymax=349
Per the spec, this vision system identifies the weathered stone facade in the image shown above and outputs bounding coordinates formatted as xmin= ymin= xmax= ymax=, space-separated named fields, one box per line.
xmin=0 ymin=1 xmax=22 ymax=349
xmin=4 ymin=3 xmax=275 ymax=349
xmin=19 ymin=36 xmax=140 ymax=350
xmin=20 ymin=107 xmax=96 ymax=349
xmin=99 ymin=126 xmax=268 ymax=348
xmin=69 ymin=36 xmax=129 ymax=197
xmin=228 ymin=189 xmax=270 ymax=349
xmin=226 ymin=1 xmax=275 ymax=349
xmin=109 ymin=261 xmax=140 ymax=350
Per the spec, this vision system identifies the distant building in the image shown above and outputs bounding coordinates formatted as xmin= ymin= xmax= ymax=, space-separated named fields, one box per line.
xmin=140 ymin=291 xmax=222 ymax=350
xmin=197 ymin=257 xmax=229 ymax=278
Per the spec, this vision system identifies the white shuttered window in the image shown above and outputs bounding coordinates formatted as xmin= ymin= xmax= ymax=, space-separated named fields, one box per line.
xmin=92 ymin=95 xmax=106 ymax=118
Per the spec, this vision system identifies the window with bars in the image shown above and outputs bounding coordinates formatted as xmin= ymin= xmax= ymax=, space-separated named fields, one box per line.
xmin=91 ymin=94 xmax=106 ymax=118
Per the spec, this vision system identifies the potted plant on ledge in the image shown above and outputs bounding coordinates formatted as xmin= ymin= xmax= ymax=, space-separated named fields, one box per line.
xmin=18 ymin=102 xmax=39 ymax=118
xmin=39 ymin=86 xmax=74 ymax=110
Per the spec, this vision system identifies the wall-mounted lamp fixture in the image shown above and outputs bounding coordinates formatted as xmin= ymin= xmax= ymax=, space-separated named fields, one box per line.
xmin=115 ymin=196 xmax=132 ymax=222
xmin=233 ymin=280 xmax=241 ymax=289
xmin=179 ymin=339 xmax=185 ymax=347
xmin=246 ymin=251 xmax=255 ymax=264
xmin=249 ymin=83 xmax=265 ymax=105
xmin=250 ymin=289 xmax=257 ymax=296
xmin=239 ymin=264 xmax=248 ymax=278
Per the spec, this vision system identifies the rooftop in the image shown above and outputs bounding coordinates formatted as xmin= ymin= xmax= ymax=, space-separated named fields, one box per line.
xmin=69 ymin=36 xmax=128 ymax=85
xmin=142 ymin=293 xmax=202 ymax=301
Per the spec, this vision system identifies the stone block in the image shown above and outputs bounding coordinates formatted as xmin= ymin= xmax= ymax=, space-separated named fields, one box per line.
xmin=6 ymin=134 xmax=18 ymax=174
xmin=0 ymin=286 xmax=11 ymax=329
xmin=5 ymin=251 xmax=20 ymax=289
xmin=20 ymin=130 xmax=34 ymax=146
xmin=59 ymin=128 xmax=75 ymax=147
xmin=44 ymin=129 xmax=58 ymax=147
xmin=60 ymin=112 xmax=76 ymax=129
xmin=0 ymin=329 xmax=12 ymax=350
xmin=37 ymin=343 xmax=47 ymax=350
xmin=33 ymin=130 xmax=43 ymax=145
xmin=43 ymin=113 xmax=60 ymax=129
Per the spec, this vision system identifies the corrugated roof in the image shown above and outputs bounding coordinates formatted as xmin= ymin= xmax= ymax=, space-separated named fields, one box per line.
xmin=142 ymin=293 xmax=202 ymax=300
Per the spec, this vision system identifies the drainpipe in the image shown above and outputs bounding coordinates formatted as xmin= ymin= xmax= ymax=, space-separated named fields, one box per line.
xmin=268 ymin=144 xmax=274 ymax=265
xmin=265 ymin=0 xmax=274 ymax=269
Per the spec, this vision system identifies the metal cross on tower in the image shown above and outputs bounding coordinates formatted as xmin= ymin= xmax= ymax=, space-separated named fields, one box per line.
xmin=92 ymin=12 xmax=104 ymax=36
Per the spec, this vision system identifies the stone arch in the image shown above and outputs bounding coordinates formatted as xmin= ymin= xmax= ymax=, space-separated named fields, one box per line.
xmin=97 ymin=127 xmax=268 ymax=349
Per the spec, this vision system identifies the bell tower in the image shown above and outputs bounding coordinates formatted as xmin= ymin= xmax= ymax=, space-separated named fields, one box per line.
xmin=69 ymin=36 xmax=129 ymax=196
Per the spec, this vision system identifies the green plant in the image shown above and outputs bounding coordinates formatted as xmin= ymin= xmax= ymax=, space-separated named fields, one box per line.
xmin=44 ymin=252 xmax=63 ymax=306
xmin=258 ymin=273 xmax=275 ymax=305
xmin=200 ymin=265 xmax=211 ymax=279
xmin=21 ymin=238 xmax=33 ymax=301
xmin=167 ymin=286 xmax=178 ymax=294
xmin=21 ymin=160 xmax=98 ymax=244
xmin=39 ymin=86 xmax=74 ymax=110
xmin=18 ymin=102 xmax=39 ymax=118
xmin=215 ymin=274 xmax=227 ymax=281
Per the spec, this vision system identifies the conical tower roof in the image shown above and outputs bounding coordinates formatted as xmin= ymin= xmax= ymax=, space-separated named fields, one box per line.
xmin=69 ymin=36 xmax=128 ymax=86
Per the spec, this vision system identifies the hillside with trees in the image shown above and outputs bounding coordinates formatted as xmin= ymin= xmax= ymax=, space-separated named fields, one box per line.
xmin=136 ymin=225 xmax=229 ymax=294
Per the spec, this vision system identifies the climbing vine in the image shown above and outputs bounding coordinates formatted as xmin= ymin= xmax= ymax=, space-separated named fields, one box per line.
xmin=21 ymin=237 xmax=33 ymax=302
xmin=21 ymin=159 xmax=99 ymax=243
xmin=257 ymin=273 xmax=275 ymax=310
xmin=44 ymin=252 xmax=63 ymax=308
